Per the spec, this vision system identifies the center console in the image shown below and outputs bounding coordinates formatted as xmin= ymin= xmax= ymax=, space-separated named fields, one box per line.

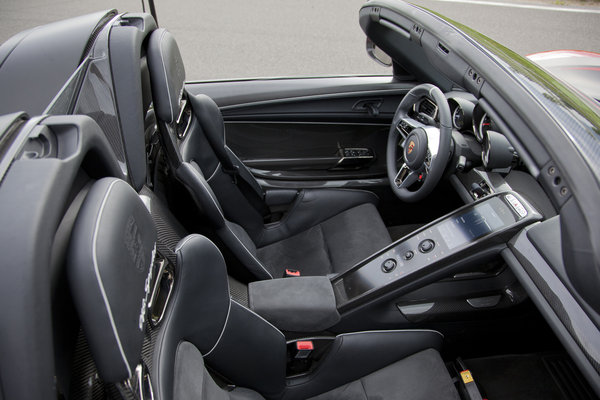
xmin=332 ymin=191 xmax=541 ymax=311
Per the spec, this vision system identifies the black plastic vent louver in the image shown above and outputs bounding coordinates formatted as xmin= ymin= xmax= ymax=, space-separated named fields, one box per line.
xmin=419 ymin=98 xmax=437 ymax=118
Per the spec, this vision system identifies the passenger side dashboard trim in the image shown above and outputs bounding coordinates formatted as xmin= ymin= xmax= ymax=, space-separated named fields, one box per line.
xmin=504 ymin=227 xmax=600 ymax=397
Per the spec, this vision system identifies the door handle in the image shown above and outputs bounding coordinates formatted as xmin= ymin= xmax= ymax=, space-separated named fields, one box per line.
xmin=331 ymin=147 xmax=375 ymax=170
xmin=352 ymin=99 xmax=383 ymax=117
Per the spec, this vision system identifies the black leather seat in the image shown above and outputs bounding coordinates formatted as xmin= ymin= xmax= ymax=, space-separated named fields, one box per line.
xmin=67 ymin=177 xmax=460 ymax=400
xmin=146 ymin=28 xmax=392 ymax=280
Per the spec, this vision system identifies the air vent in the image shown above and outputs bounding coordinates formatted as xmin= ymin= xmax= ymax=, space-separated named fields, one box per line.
xmin=419 ymin=98 xmax=438 ymax=118
xmin=438 ymin=42 xmax=450 ymax=54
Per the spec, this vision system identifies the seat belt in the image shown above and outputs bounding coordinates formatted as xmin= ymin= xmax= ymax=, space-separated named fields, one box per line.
xmin=455 ymin=358 xmax=485 ymax=400
xmin=187 ymin=92 xmax=271 ymax=220
xmin=223 ymin=149 xmax=272 ymax=221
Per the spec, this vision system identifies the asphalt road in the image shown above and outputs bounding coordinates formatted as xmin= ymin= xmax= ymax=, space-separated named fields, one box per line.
xmin=0 ymin=0 xmax=599 ymax=80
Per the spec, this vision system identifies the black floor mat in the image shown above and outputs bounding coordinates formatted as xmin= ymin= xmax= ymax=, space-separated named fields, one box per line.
xmin=463 ymin=353 xmax=597 ymax=400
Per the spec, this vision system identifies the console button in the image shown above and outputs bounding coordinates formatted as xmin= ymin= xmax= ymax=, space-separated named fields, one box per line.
xmin=418 ymin=239 xmax=435 ymax=253
xmin=404 ymin=251 xmax=414 ymax=260
xmin=382 ymin=258 xmax=397 ymax=273
xmin=505 ymin=194 xmax=528 ymax=217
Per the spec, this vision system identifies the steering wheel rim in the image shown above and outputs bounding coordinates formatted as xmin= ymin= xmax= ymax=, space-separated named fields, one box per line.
xmin=386 ymin=83 xmax=452 ymax=202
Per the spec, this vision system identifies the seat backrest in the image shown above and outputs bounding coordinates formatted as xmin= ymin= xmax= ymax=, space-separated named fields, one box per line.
xmin=146 ymin=29 xmax=269 ymax=236
xmin=146 ymin=28 xmax=277 ymax=279
xmin=67 ymin=178 xmax=157 ymax=384
xmin=67 ymin=177 xmax=286 ymax=398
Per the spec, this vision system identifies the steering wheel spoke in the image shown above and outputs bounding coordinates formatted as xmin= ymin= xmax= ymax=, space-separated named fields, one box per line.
xmin=397 ymin=117 xmax=424 ymax=139
xmin=394 ymin=164 xmax=419 ymax=189
xmin=424 ymin=126 xmax=441 ymax=159
xmin=396 ymin=116 xmax=428 ymax=148
xmin=424 ymin=150 xmax=432 ymax=174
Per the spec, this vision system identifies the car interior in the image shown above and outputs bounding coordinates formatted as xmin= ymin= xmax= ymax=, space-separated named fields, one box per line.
xmin=0 ymin=1 xmax=599 ymax=400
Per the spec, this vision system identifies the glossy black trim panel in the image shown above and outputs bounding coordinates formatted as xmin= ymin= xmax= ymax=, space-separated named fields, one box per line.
xmin=226 ymin=121 xmax=389 ymax=181
xmin=186 ymin=76 xmax=413 ymax=107
xmin=505 ymin=225 xmax=600 ymax=397
xmin=333 ymin=191 xmax=542 ymax=311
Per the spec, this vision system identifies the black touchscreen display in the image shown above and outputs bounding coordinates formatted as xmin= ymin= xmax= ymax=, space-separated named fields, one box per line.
xmin=437 ymin=198 xmax=515 ymax=249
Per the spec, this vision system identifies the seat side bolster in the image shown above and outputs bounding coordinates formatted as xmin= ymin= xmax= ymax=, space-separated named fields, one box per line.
xmin=175 ymin=162 xmax=226 ymax=228
xmin=204 ymin=300 xmax=287 ymax=399
xmin=153 ymin=234 xmax=231 ymax=400
xmin=283 ymin=330 xmax=444 ymax=400
xmin=219 ymin=222 xmax=274 ymax=280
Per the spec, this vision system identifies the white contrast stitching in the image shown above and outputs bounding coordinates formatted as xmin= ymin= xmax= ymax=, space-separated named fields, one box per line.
xmin=188 ymin=164 xmax=273 ymax=278
xmin=158 ymin=30 xmax=174 ymax=123
xmin=206 ymin=161 xmax=221 ymax=182
xmin=204 ymin=298 xmax=232 ymax=357
xmin=231 ymin=299 xmax=285 ymax=338
xmin=92 ymin=179 xmax=132 ymax=377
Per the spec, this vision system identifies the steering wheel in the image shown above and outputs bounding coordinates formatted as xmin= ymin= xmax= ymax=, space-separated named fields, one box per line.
xmin=387 ymin=83 xmax=452 ymax=202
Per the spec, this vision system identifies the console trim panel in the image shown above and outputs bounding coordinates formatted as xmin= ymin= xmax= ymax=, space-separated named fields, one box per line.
xmin=332 ymin=191 xmax=542 ymax=311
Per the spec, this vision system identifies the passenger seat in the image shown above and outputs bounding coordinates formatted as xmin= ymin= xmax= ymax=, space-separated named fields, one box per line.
xmin=67 ymin=177 xmax=460 ymax=400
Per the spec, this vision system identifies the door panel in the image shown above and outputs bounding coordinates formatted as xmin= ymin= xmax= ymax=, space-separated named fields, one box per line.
xmin=226 ymin=122 xmax=388 ymax=180
xmin=187 ymin=76 xmax=416 ymax=185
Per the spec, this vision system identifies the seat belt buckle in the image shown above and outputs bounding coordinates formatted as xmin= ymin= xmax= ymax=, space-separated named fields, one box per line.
xmin=284 ymin=268 xmax=300 ymax=277
xmin=294 ymin=341 xmax=314 ymax=359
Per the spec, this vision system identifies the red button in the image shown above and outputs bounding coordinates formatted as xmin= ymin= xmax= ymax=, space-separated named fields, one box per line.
xmin=296 ymin=341 xmax=314 ymax=351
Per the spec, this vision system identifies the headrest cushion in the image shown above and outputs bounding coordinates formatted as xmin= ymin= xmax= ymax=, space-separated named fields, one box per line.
xmin=68 ymin=178 xmax=157 ymax=382
xmin=147 ymin=28 xmax=186 ymax=123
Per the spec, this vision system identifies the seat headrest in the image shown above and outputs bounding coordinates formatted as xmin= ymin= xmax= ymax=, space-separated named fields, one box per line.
xmin=147 ymin=28 xmax=186 ymax=124
xmin=68 ymin=178 xmax=157 ymax=383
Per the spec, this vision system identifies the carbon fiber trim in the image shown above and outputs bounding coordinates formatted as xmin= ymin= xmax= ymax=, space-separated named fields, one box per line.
xmin=74 ymin=63 xmax=126 ymax=163
xmin=141 ymin=323 xmax=161 ymax=376
xmin=69 ymin=329 xmax=105 ymax=400
xmin=228 ymin=275 xmax=249 ymax=307
xmin=518 ymin=255 xmax=600 ymax=374
xmin=140 ymin=186 xmax=187 ymax=265
xmin=508 ymin=231 xmax=600 ymax=376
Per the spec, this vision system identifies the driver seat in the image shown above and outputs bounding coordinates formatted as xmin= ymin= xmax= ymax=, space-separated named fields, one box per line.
xmin=146 ymin=28 xmax=392 ymax=279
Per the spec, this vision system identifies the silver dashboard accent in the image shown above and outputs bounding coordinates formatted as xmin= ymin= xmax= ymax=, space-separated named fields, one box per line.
xmin=476 ymin=112 xmax=490 ymax=142
xmin=452 ymin=106 xmax=464 ymax=130
xmin=398 ymin=303 xmax=435 ymax=315
xmin=467 ymin=295 xmax=501 ymax=309
xmin=123 ymin=362 xmax=154 ymax=400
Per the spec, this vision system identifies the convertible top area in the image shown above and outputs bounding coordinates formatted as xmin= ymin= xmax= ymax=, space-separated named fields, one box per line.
xmin=0 ymin=2 xmax=599 ymax=399
xmin=0 ymin=10 xmax=117 ymax=116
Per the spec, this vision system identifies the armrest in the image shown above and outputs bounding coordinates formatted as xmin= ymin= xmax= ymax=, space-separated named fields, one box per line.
xmin=249 ymin=277 xmax=340 ymax=332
